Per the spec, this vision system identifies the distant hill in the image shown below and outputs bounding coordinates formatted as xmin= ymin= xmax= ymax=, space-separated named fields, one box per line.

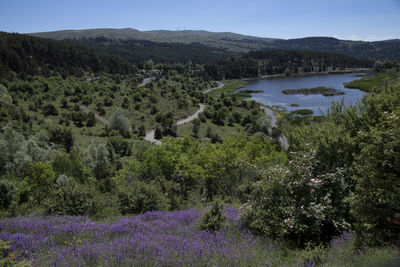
xmin=30 ymin=28 xmax=400 ymax=62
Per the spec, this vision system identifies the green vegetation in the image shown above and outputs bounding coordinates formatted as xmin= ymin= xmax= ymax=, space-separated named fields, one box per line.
xmin=289 ymin=109 xmax=314 ymax=116
xmin=282 ymin=86 xmax=344 ymax=96
xmin=0 ymin=29 xmax=400 ymax=266
xmin=204 ymin=49 xmax=372 ymax=80
xmin=207 ymin=80 xmax=248 ymax=97
xmin=344 ymin=71 xmax=399 ymax=92
xmin=74 ymin=37 xmax=235 ymax=66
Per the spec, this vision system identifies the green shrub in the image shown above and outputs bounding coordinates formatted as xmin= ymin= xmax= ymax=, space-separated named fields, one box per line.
xmin=106 ymin=136 xmax=132 ymax=157
xmin=45 ymin=178 xmax=102 ymax=216
xmin=200 ymin=201 xmax=226 ymax=231
xmin=23 ymin=162 xmax=56 ymax=205
xmin=0 ymin=180 xmax=15 ymax=210
xmin=42 ymin=103 xmax=58 ymax=116
xmin=118 ymin=181 xmax=170 ymax=215
xmin=47 ymin=126 xmax=74 ymax=152
xmin=351 ymin=111 xmax=400 ymax=247
xmin=242 ymin=148 xmax=351 ymax=246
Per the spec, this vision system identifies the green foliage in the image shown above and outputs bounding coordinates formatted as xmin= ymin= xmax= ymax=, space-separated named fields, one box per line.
xmin=0 ymin=180 xmax=15 ymax=210
xmin=86 ymin=111 xmax=96 ymax=127
xmin=52 ymin=150 xmax=87 ymax=183
xmin=23 ymin=162 xmax=56 ymax=205
xmin=154 ymin=126 xmax=163 ymax=140
xmin=117 ymin=180 xmax=170 ymax=215
xmin=351 ymin=111 xmax=400 ymax=247
xmin=0 ymin=239 xmax=31 ymax=267
xmin=42 ymin=103 xmax=58 ymax=116
xmin=200 ymin=201 xmax=226 ymax=231
xmin=192 ymin=118 xmax=200 ymax=137
xmin=0 ymin=31 xmax=135 ymax=76
xmin=0 ymin=84 xmax=12 ymax=107
xmin=45 ymin=177 xmax=102 ymax=216
xmin=88 ymin=143 xmax=109 ymax=180
xmin=47 ymin=126 xmax=74 ymax=152
xmin=242 ymin=148 xmax=351 ymax=246
xmin=109 ymin=109 xmax=130 ymax=137
xmin=106 ymin=136 xmax=132 ymax=157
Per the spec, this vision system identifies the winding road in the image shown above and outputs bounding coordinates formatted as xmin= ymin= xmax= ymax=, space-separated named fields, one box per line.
xmin=144 ymin=82 xmax=224 ymax=144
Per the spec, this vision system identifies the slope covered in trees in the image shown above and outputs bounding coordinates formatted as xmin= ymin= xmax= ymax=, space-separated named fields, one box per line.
xmin=72 ymin=37 xmax=235 ymax=65
xmin=0 ymin=32 xmax=135 ymax=77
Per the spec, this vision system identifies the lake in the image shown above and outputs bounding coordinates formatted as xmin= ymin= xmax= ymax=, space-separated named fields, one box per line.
xmin=238 ymin=73 xmax=367 ymax=115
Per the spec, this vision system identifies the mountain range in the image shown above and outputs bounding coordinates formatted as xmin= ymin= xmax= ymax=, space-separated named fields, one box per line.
xmin=30 ymin=28 xmax=400 ymax=62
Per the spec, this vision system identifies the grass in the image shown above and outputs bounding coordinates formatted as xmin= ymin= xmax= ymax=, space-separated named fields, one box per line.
xmin=343 ymin=71 xmax=400 ymax=92
xmin=208 ymin=80 xmax=248 ymax=97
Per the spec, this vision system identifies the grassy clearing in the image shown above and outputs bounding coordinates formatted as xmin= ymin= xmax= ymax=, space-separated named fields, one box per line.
xmin=344 ymin=71 xmax=400 ymax=92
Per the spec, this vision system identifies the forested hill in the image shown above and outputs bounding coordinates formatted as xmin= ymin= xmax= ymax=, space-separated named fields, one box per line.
xmin=72 ymin=37 xmax=235 ymax=66
xmin=204 ymin=49 xmax=373 ymax=80
xmin=271 ymin=37 xmax=400 ymax=63
xmin=0 ymin=32 xmax=135 ymax=77
xmin=30 ymin=28 xmax=400 ymax=62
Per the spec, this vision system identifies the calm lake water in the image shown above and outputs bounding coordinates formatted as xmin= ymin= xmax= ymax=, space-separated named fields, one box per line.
xmin=238 ymin=73 xmax=367 ymax=115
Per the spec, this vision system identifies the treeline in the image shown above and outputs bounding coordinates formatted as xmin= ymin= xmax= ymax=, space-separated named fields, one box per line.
xmin=203 ymin=49 xmax=373 ymax=80
xmin=0 ymin=32 xmax=136 ymax=78
xmin=73 ymin=37 xmax=235 ymax=66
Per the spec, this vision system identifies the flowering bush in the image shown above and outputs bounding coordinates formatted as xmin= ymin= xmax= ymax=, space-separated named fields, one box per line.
xmin=242 ymin=146 xmax=352 ymax=246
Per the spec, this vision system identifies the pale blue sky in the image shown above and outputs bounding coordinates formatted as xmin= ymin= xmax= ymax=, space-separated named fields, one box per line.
xmin=0 ymin=0 xmax=399 ymax=41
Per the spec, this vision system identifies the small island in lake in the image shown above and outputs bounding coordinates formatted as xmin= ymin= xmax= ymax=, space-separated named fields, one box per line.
xmin=282 ymin=86 xmax=345 ymax=96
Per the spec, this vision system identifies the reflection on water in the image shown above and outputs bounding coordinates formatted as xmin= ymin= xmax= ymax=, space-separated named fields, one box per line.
xmin=238 ymin=73 xmax=366 ymax=115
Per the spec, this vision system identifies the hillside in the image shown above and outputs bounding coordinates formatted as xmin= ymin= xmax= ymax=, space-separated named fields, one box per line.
xmin=72 ymin=37 xmax=235 ymax=65
xmin=0 ymin=32 xmax=135 ymax=76
xmin=30 ymin=28 xmax=400 ymax=61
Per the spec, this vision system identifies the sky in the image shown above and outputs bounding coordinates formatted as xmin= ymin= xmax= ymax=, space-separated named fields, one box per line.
xmin=0 ymin=0 xmax=399 ymax=41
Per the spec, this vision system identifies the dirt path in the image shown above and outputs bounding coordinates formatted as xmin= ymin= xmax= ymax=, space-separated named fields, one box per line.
xmin=139 ymin=77 xmax=156 ymax=87
xmin=144 ymin=104 xmax=205 ymax=144
xmin=202 ymin=82 xmax=224 ymax=94
xmin=261 ymin=106 xmax=288 ymax=150
xmin=261 ymin=107 xmax=277 ymax=128
xmin=144 ymin=81 xmax=224 ymax=145
xmin=79 ymin=105 xmax=109 ymax=125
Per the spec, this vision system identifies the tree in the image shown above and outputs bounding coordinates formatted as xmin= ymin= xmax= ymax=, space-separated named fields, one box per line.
xmin=138 ymin=125 xmax=146 ymax=137
xmin=42 ymin=103 xmax=58 ymax=116
xmin=0 ymin=84 xmax=12 ymax=107
xmin=86 ymin=112 xmax=96 ymax=127
xmin=88 ymin=144 xmax=109 ymax=180
xmin=351 ymin=113 xmax=400 ymax=247
xmin=192 ymin=118 xmax=201 ymax=137
xmin=109 ymin=109 xmax=130 ymax=136
xmin=154 ymin=126 xmax=163 ymax=140
xmin=200 ymin=201 xmax=226 ymax=231
xmin=24 ymin=162 xmax=56 ymax=205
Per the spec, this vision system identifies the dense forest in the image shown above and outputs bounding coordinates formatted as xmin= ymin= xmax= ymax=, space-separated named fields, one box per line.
xmin=72 ymin=37 xmax=235 ymax=66
xmin=0 ymin=32 xmax=135 ymax=77
xmin=0 ymin=31 xmax=400 ymax=266
xmin=203 ymin=49 xmax=372 ymax=80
